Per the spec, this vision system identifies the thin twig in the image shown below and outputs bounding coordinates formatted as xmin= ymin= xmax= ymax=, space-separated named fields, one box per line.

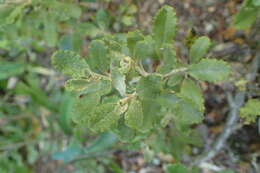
xmin=162 ymin=67 xmax=187 ymax=78
xmin=135 ymin=62 xmax=187 ymax=78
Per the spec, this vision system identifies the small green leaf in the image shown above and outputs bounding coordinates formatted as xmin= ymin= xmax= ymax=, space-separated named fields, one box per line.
xmin=137 ymin=75 xmax=163 ymax=100
xmin=70 ymin=93 xmax=100 ymax=124
xmin=189 ymin=36 xmax=211 ymax=63
xmin=157 ymin=44 xmax=177 ymax=74
xmin=134 ymin=39 xmax=154 ymax=59
xmin=157 ymin=92 xmax=180 ymax=109
xmin=233 ymin=0 xmax=259 ymax=29
xmin=240 ymin=99 xmax=260 ymax=123
xmin=111 ymin=68 xmax=126 ymax=97
xmin=96 ymin=9 xmax=111 ymax=29
xmin=125 ymin=98 xmax=143 ymax=130
xmin=86 ymin=40 xmax=110 ymax=73
xmin=90 ymin=103 xmax=121 ymax=133
xmin=59 ymin=92 xmax=75 ymax=135
xmin=187 ymin=59 xmax=230 ymax=82
xmin=127 ymin=30 xmax=144 ymax=56
xmin=51 ymin=50 xmax=88 ymax=78
xmin=152 ymin=5 xmax=178 ymax=47
xmin=180 ymin=78 xmax=204 ymax=110
xmin=167 ymin=74 xmax=184 ymax=87
xmin=65 ymin=79 xmax=89 ymax=91
xmin=175 ymin=96 xmax=204 ymax=124
xmin=113 ymin=118 xmax=138 ymax=142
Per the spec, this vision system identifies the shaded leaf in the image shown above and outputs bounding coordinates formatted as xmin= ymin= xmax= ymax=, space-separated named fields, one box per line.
xmin=86 ymin=40 xmax=110 ymax=73
xmin=96 ymin=9 xmax=111 ymax=29
xmin=167 ymin=74 xmax=184 ymax=87
xmin=157 ymin=44 xmax=177 ymax=74
xmin=89 ymin=103 xmax=120 ymax=133
xmin=180 ymin=78 xmax=204 ymax=110
xmin=125 ymin=98 xmax=143 ymax=130
xmin=137 ymin=75 xmax=163 ymax=100
xmin=134 ymin=39 xmax=154 ymax=59
xmin=70 ymin=93 xmax=100 ymax=124
xmin=175 ymin=96 xmax=204 ymax=124
xmin=127 ymin=30 xmax=144 ymax=56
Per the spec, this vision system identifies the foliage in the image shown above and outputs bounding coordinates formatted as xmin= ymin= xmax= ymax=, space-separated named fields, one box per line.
xmin=240 ymin=99 xmax=260 ymax=123
xmin=1 ymin=0 xmax=258 ymax=172
xmin=52 ymin=5 xmax=230 ymax=147
xmin=233 ymin=0 xmax=260 ymax=29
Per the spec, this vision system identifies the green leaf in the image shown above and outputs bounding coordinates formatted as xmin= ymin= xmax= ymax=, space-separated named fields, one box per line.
xmin=233 ymin=0 xmax=259 ymax=29
xmin=240 ymin=99 xmax=260 ymax=123
xmin=80 ymin=79 xmax=112 ymax=96
xmin=0 ymin=62 xmax=25 ymax=80
xmin=137 ymin=75 xmax=163 ymax=100
xmin=86 ymin=40 xmax=110 ymax=73
xmin=134 ymin=38 xmax=154 ymax=59
xmin=175 ymin=96 xmax=204 ymax=124
xmin=65 ymin=79 xmax=89 ymax=91
xmin=127 ymin=30 xmax=144 ymax=56
xmin=125 ymin=98 xmax=143 ymax=130
xmin=59 ymin=92 xmax=74 ymax=135
xmin=113 ymin=118 xmax=139 ymax=142
xmin=157 ymin=92 xmax=180 ymax=109
xmin=152 ymin=5 xmax=177 ymax=47
xmin=166 ymin=163 xmax=190 ymax=173
xmin=180 ymin=78 xmax=204 ymax=110
xmin=157 ymin=44 xmax=177 ymax=74
xmin=96 ymin=9 xmax=111 ymax=29
xmin=137 ymin=75 xmax=163 ymax=131
xmin=187 ymin=59 xmax=230 ymax=82
xmin=111 ymin=68 xmax=126 ymax=97
xmin=59 ymin=33 xmax=83 ymax=53
xmin=189 ymin=36 xmax=211 ymax=63
xmin=70 ymin=93 xmax=100 ymax=124
xmin=51 ymin=50 xmax=88 ymax=78
xmin=89 ymin=103 xmax=121 ymax=133
xmin=167 ymin=74 xmax=184 ymax=87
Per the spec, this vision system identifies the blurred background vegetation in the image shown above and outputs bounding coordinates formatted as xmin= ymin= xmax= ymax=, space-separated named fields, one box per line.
xmin=0 ymin=0 xmax=259 ymax=173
